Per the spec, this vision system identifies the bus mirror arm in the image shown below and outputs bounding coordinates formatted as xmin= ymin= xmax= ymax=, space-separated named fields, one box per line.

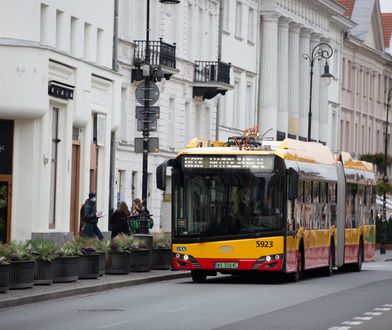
xmin=156 ymin=159 xmax=175 ymax=191
xmin=287 ymin=167 xmax=299 ymax=200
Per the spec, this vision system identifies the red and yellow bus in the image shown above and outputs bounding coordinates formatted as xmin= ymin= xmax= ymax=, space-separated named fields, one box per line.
xmin=156 ymin=138 xmax=376 ymax=282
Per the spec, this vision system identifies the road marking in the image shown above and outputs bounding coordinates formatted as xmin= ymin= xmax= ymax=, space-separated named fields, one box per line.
xmin=167 ymin=306 xmax=191 ymax=313
xmin=383 ymin=304 xmax=392 ymax=307
xmin=328 ymin=327 xmax=351 ymax=330
xmin=342 ymin=321 xmax=362 ymax=325
xmin=353 ymin=316 xmax=373 ymax=320
xmin=364 ymin=312 xmax=383 ymax=316
xmin=374 ymin=307 xmax=391 ymax=311
xmin=97 ymin=321 xmax=128 ymax=329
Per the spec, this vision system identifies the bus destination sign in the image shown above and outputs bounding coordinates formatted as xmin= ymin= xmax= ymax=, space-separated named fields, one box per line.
xmin=183 ymin=155 xmax=273 ymax=170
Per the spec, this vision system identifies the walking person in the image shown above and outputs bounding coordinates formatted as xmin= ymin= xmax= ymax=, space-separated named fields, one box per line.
xmin=83 ymin=192 xmax=104 ymax=240
xmin=110 ymin=201 xmax=131 ymax=238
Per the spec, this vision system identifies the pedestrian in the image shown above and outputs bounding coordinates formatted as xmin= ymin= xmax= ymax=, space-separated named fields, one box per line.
xmin=110 ymin=201 xmax=131 ymax=238
xmin=82 ymin=192 xmax=104 ymax=240
xmin=131 ymin=198 xmax=142 ymax=216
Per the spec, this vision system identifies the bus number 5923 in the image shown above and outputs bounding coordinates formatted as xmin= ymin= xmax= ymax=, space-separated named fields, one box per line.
xmin=256 ymin=240 xmax=273 ymax=248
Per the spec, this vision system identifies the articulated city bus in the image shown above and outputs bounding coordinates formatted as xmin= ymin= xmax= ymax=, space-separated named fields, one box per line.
xmin=156 ymin=137 xmax=376 ymax=282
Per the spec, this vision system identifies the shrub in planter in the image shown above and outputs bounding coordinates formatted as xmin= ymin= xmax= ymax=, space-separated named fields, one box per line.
xmin=78 ymin=245 xmax=100 ymax=279
xmin=91 ymin=239 xmax=110 ymax=276
xmin=127 ymin=236 xmax=150 ymax=273
xmin=105 ymin=234 xmax=132 ymax=274
xmin=53 ymin=240 xmax=80 ymax=283
xmin=1 ymin=241 xmax=35 ymax=289
xmin=29 ymin=239 xmax=57 ymax=285
xmin=151 ymin=234 xmax=172 ymax=270
xmin=0 ymin=256 xmax=10 ymax=293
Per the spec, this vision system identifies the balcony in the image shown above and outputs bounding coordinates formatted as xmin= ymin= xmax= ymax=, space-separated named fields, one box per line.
xmin=193 ymin=61 xmax=232 ymax=100
xmin=132 ymin=38 xmax=177 ymax=82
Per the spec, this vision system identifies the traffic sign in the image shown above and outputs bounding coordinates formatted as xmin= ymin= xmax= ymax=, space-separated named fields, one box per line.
xmin=135 ymin=106 xmax=160 ymax=120
xmin=134 ymin=138 xmax=159 ymax=153
xmin=135 ymin=82 xmax=160 ymax=105
xmin=137 ymin=119 xmax=157 ymax=132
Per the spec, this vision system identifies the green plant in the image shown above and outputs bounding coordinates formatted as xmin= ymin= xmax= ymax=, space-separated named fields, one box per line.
xmin=0 ymin=241 xmax=34 ymax=262
xmin=152 ymin=234 xmax=171 ymax=249
xmin=91 ymin=239 xmax=110 ymax=254
xmin=110 ymin=234 xmax=146 ymax=253
xmin=29 ymin=239 xmax=57 ymax=262
xmin=56 ymin=240 xmax=80 ymax=257
xmin=0 ymin=256 xmax=9 ymax=265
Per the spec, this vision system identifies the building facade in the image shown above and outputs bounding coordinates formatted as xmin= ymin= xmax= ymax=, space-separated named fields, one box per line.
xmin=0 ymin=0 xmax=121 ymax=242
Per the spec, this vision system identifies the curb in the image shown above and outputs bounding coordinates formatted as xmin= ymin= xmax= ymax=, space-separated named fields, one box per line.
xmin=0 ymin=272 xmax=190 ymax=309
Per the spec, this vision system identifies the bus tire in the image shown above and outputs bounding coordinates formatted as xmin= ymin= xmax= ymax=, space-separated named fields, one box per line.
xmin=352 ymin=239 xmax=363 ymax=272
xmin=322 ymin=242 xmax=334 ymax=277
xmin=191 ymin=270 xmax=207 ymax=283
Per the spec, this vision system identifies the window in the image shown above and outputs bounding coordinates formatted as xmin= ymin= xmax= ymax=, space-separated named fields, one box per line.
xmin=70 ymin=16 xmax=78 ymax=56
xmin=247 ymin=8 xmax=254 ymax=43
xmin=56 ymin=10 xmax=65 ymax=50
xmin=235 ymin=2 xmax=242 ymax=38
xmin=222 ymin=0 xmax=229 ymax=32
xmin=40 ymin=3 xmax=49 ymax=45
xmin=342 ymin=58 xmax=346 ymax=89
xmin=97 ymin=28 xmax=104 ymax=64
xmin=120 ymin=88 xmax=128 ymax=142
xmin=187 ymin=4 xmax=193 ymax=59
xmin=168 ymin=98 xmax=175 ymax=149
xmin=305 ymin=181 xmax=312 ymax=203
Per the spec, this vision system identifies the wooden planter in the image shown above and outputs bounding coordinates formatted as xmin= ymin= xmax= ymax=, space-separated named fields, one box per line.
xmin=34 ymin=260 xmax=53 ymax=285
xmin=0 ymin=264 xmax=10 ymax=293
xmin=105 ymin=252 xmax=131 ymax=274
xmin=53 ymin=256 xmax=79 ymax=283
xmin=151 ymin=248 xmax=172 ymax=270
xmin=98 ymin=253 xmax=106 ymax=276
xmin=78 ymin=254 xmax=100 ymax=279
xmin=130 ymin=249 xmax=150 ymax=272
xmin=9 ymin=260 xmax=35 ymax=289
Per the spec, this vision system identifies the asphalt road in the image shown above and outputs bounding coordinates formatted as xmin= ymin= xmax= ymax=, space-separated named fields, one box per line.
xmin=0 ymin=260 xmax=391 ymax=330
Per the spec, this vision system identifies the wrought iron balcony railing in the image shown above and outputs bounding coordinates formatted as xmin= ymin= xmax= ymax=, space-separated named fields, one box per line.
xmin=133 ymin=38 xmax=176 ymax=69
xmin=194 ymin=61 xmax=231 ymax=84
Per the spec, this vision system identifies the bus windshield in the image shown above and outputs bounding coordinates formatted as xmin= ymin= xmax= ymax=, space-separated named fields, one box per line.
xmin=173 ymin=170 xmax=284 ymax=239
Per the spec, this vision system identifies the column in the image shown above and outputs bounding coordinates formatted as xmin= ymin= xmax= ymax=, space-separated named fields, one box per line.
xmin=277 ymin=17 xmax=290 ymax=140
xmin=299 ymin=28 xmax=312 ymax=140
xmin=310 ymin=33 xmax=321 ymax=142
xmin=258 ymin=13 xmax=279 ymax=140
xmin=287 ymin=23 xmax=301 ymax=138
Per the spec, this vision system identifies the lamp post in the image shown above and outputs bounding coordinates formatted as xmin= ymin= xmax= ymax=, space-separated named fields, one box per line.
xmin=381 ymin=88 xmax=392 ymax=254
xmin=303 ymin=42 xmax=334 ymax=141
xmin=139 ymin=0 xmax=180 ymax=234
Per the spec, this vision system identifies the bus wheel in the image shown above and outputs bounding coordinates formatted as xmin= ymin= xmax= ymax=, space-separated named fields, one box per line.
xmin=289 ymin=248 xmax=303 ymax=282
xmin=322 ymin=244 xmax=334 ymax=277
xmin=352 ymin=240 xmax=363 ymax=272
xmin=191 ymin=270 xmax=207 ymax=283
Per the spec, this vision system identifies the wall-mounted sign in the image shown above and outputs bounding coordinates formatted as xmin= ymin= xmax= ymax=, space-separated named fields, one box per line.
xmin=48 ymin=80 xmax=74 ymax=100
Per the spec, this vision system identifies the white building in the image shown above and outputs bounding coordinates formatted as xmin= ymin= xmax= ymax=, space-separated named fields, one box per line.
xmin=116 ymin=0 xmax=230 ymax=232
xmin=0 ymin=0 xmax=121 ymax=242
xmin=219 ymin=0 xmax=354 ymax=152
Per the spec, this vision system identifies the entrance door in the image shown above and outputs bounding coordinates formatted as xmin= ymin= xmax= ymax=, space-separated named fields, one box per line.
xmin=70 ymin=142 xmax=81 ymax=236
xmin=0 ymin=175 xmax=12 ymax=243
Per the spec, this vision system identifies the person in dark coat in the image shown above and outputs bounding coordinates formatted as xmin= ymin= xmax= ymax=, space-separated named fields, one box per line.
xmin=83 ymin=192 xmax=104 ymax=240
xmin=110 ymin=201 xmax=131 ymax=238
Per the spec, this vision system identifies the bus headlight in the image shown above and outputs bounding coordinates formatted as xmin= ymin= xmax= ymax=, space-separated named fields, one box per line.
xmin=266 ymin=256 xmax=271 ymax=262
xmin=183 ymin=255 xmax=189 ymax=261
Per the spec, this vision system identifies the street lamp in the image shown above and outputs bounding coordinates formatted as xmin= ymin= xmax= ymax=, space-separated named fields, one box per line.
xmin=303 ymin=42 xmax=334 ymax=141
xmin=381 ymin=88 xmax=392 ymax=254
xmin=139 ymin=0 xmax=180 ymax=234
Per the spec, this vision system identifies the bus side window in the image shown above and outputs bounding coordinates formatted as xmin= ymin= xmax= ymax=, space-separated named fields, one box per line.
xmin=313 ymin=182 xmax=320 ymax=204
xmin=320 ymin=182 xmax=326 ymax=203
xmin=305 ymin=181 xmax=312 ymax=203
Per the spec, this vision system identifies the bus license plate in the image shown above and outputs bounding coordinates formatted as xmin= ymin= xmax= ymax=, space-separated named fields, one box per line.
xmin=214 ymin=262 xmax=238 ymax=269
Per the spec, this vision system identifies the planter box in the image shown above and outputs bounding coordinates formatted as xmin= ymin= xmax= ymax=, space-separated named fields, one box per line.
xmin=0 ymin=264 xmax=10 ymax=293
xmin=53 ymin=256 xmax=79 ymax=283
xmin=130 ymin=250 xmax=150 ymax=272
xmin=34 ymin=260 xmax=53 ymax=285
xmin=98 ymin=253 xmax=106 ymax=276
xmin=105 ymin=252 xmax=131 ymax=274
xmin=151 ymin=249 xmax=172 ymax=270
xmin=9 ymin=261 xmax=34 ymax=289
xmin=78 ymin=254 xmax=100 ymax=279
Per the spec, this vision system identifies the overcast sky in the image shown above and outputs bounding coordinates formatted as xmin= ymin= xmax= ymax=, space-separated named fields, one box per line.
xmin=380 ymin=0 xmax=392 ymax=13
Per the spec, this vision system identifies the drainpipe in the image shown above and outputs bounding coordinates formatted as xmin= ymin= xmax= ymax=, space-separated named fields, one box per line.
xmin=216 ymin=0 xmax=224 ymax=141
xmin=255 ymin=0 xmax=261 ymax=126
xmin=109 ymin=0 xmax=119 ymax=228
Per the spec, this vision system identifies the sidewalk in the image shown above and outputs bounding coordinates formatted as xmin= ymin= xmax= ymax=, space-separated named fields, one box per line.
xmin=0 ymin=269 xmax=190 ymax=309
xmin=1 ymin=250 xmax=391 ymax=310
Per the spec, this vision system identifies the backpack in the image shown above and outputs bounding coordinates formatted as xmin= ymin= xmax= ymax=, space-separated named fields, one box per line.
xmin=79 ymin=204 xmax=86 ymax=232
